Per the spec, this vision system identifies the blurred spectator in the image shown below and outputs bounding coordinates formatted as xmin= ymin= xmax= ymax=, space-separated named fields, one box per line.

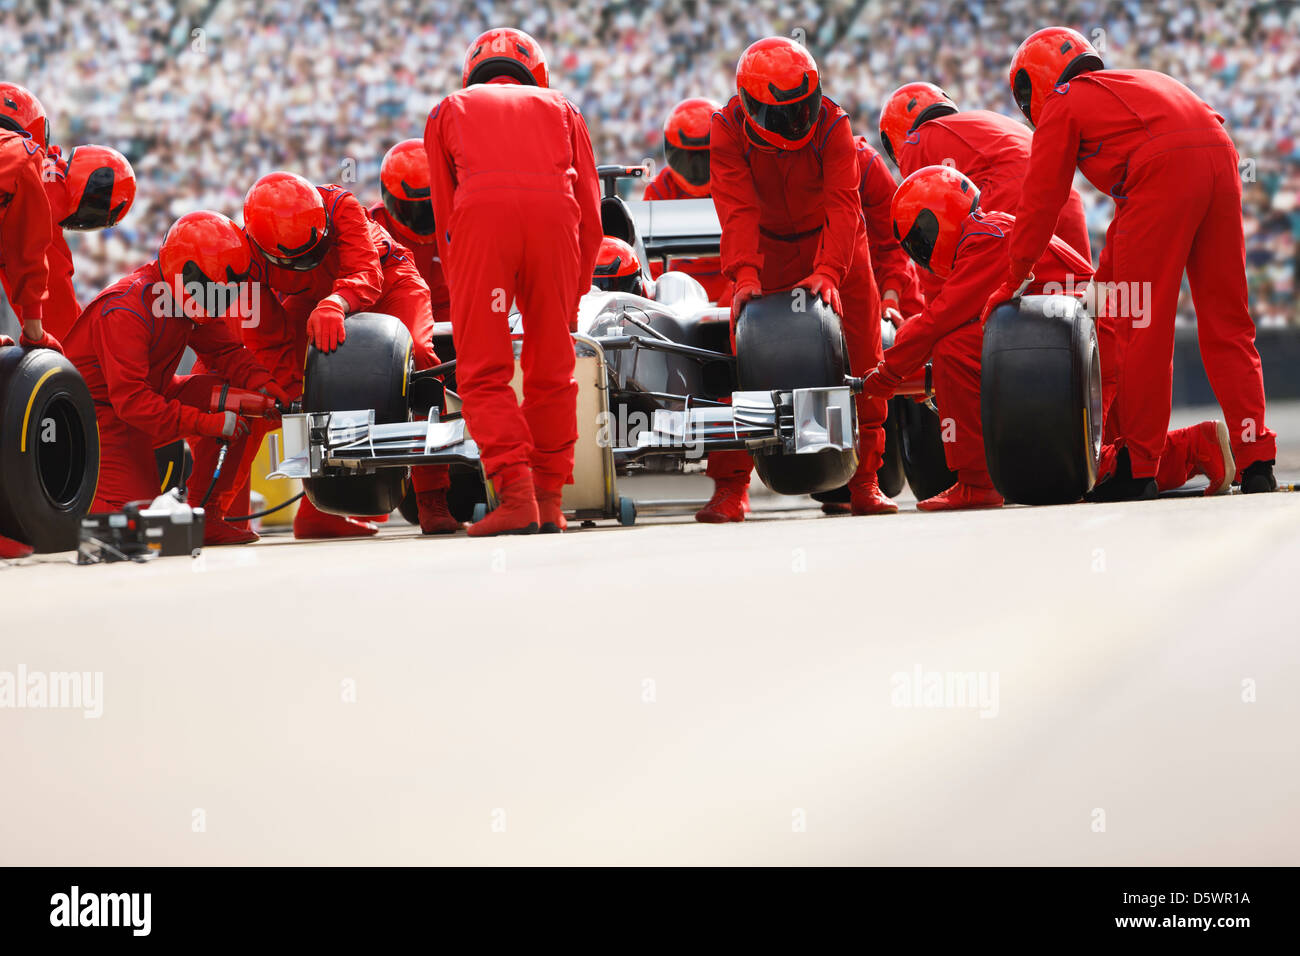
xmin=4 ymin=0 xmax=1297 ymax=324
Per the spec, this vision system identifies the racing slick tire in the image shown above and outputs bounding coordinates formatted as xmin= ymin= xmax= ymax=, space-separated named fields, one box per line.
xmin=302 ymin=312 xmax=411 ymax=516
xmin=0 ymin=344 xmax=99 ymax=552
xmin=981 ymin=295 xmax=1102 ymax=505
xmin=897 ymin=398 xmax=957 ymax=502
xmin=735 ymin=294 xmax=857 ymax=495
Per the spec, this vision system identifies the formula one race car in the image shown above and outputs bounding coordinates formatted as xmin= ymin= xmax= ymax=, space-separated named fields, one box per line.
xmin=266 ymin=166 xmax=1103 ymax=525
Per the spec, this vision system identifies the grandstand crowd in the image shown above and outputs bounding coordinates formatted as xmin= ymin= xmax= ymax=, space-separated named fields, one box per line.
xmin=3 ymin=0 xmax=1297 ymax=324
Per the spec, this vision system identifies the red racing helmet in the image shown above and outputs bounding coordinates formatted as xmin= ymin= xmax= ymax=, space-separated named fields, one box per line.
xmin=0 ymin=82 xmax=49 ymax=151
xmin=891 ymin=164 xmax=980 ymax=279
xmin=380 ymin=139 xmax=435 ymax=238
xmin=878 ymin=82 xmax=959 ymax=167
xmin=1009 ymin=27 xmax=1104 ymax=125
xmin=58 ymin=145 xmax=136 ymax=230
xmin=243 ymin=171 xmax=330 ymax=271
xmin=463 ymin=28 xmax=549 ymax=88
xmin=593 ymin=236 xmax=645 ymax=296
xmin=159 ymin=211 xmax=255 ymax=323
xmin=663 ymin=98 xmax=720 ymax=197
xmin=736 ymin=37 xmax=822 ymax=151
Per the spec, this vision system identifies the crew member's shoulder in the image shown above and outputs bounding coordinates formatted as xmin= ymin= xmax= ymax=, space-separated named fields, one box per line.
xmin=92 ymin=260 xmax=162 ymax=317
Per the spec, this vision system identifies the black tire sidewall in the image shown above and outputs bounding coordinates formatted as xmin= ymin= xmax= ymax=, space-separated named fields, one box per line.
xmin=981 ymin=296 xmax=1095 ymax=505
xmin=0 ymin=347 xmax=100 ymax=551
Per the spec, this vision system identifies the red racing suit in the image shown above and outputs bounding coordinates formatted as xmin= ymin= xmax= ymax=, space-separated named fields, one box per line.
xmin=36 ymin=145 xmax=80 ymax=338
xmin=192 ymin=185 xmax=447 ymax=521
xmin=0 ymin=130 xmax=51 ymax=328
xmin=855 ymin=135 xmax=924 ymax=316
xmin=1009 ymin=69 xmax=1276 ymax=478
xmin=711 ymin=95 xmax=886 ymax=483
xmin=642 ymin=167 xmax=732 ymax=305
xmin=882 ymin=211 xmax=1094 ymax=483
xmin=369 ymin=202 xmax=450 ymax=319
xmin=897 ymin=109 xmax=1092 ymax=261
xmin=62 ymin=260 xmax=273 ymax=511
xmin=424 ymin=84 xmax=603 ymax=494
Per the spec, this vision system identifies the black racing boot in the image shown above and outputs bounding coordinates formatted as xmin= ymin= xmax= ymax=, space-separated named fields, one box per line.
xmin=1085 ymin=447 xmax=1157 ymax=503
xmin=1240 ymin=459 xmax=1277 ymax=494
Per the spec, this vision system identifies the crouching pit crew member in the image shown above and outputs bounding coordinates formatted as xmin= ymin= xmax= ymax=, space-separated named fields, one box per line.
xmin=861 ymin=164 xmax=1096 ymax=510
xmin=61 ymin=211 xmax=288 ymax=531
xmin=189 ymin=170 xmax=459 ymax=542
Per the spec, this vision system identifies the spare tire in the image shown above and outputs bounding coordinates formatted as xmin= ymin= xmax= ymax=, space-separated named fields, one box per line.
xmin=735 ymin=293 xmax=857 ymax=495
xmin=0 ymin=345 xmax=99 ymax=552
xmin=302 ymin=312 xmax=412 ymax=515
xmin=981 ymin=295 xmax=1101 ymax=504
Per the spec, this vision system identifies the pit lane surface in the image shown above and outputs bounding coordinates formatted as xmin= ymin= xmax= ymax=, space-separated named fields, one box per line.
xmin=2 ymin=405 xmax=1298 ymax=865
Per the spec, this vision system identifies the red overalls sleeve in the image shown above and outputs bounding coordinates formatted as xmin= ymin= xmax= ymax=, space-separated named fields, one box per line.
xmin=190 ymin=319 xmax=272 ymax=391
xmin=709 ymin=111 xmax=763 ymax=287
xmin=424 ymin=104 xmax=458 ymax=273
xmin=241 ymin=276 xmax=302 ymax=395
xmin=325 ymin=190 xmax=384 ymax=312
xmin=884 ymin=231 xmax=1005 ymax=377
xmin=569 ymin=102 xmax=604 ymax=282
xmin=1 ymin=145 xmax=53 ymax=322
xmin=859 ymin=149 xmax=912 ymax=298
xmin=96 ymin=308 xmax=205 ymax=443
xmin=1008 ymin=97 xmax=1084 ymax=280
xmin=814 ymin=115 xmax=865 ymax=285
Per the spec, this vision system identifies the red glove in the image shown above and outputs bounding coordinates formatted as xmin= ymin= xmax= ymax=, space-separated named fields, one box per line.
xmin=730 ymin=277 xmax=761 ymax=324
xmin=20 ymin=331 xmax=64 ymax=354
xmin=259 ymin=380 xmax=293 ymax=408
xmin=729 ymin=274 xmax=762 ymax=351
xmin=881 ymin=292 xmax=903 ymax=328
xmin=0 ymin=335 xmax=14 ymax=348
xmin=307 ymin=298 xmax=347 ymax=353
xmin=859 ymin=360 xmax=904 ymax=399
xmin=196 ymin=411 xmax=250 ymax=440
xmin=798 ymin=271 xmax=842 ymax=315
xmin=980 ymin=271 xmax=1032 ymax=322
